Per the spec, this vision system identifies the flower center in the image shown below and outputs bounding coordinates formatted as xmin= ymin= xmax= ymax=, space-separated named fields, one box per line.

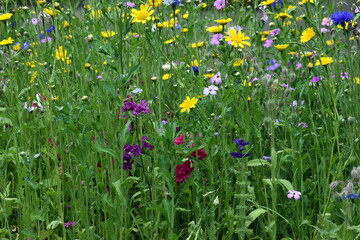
xmin=137 ymin=10 xmax=149 ymax=20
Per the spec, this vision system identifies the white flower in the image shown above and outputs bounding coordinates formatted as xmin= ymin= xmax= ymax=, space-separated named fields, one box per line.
xmin=203 ymin=85 xmax=219 ymax=96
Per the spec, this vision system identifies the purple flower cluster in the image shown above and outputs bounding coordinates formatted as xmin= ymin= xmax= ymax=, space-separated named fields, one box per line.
xmin=331 ymin=11 xmax=353 ymax=25
xmin=64 ymin=221 xmax=76 ymax=228
xmin=230 ymin=139 xmax=252 ymax=158
xmin=122 ymin=100 xmax=150 ymax=116
xmin=123 ymin=137 xmax=155 ymax=170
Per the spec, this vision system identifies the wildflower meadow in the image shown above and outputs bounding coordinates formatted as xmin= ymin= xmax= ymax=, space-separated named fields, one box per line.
xmin=1 ymin=0 xmax=360 ymax=239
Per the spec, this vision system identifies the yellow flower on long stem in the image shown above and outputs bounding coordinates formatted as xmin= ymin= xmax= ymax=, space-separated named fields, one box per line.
xmin=224 ymin=28 xmax=251 ymax=48
xmin=180 ymin=96 xmax=198 ymax=113
xmin=131 ymin=4 xmax=154 ymax=24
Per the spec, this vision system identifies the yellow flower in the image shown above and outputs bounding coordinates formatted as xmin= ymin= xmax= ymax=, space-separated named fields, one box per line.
xmin=326 ymin=40 xmax=334 ymax=46
xmin=0 ymin=13 xmax=12 ymax=21
xmin=307 ymin=62 xmax=314 ymax=68
xmin=337 ymin=21 xmax=356 ymax=30
xmin=56 ymin=46 xmax=68 ymax=62
xmin=203 ymin=73 xmax=215 ymax=78
xmin=353 ymin=77 xmax=360 ymax=84
xmin=91 ymin=9 xmax=103 ymax=18
xmin=30 ymin=71 xmax=38 ymax=83
xmin=52 ymin=96 xmax=59 ymax=101
xmin=0 ymin=37 xmax=14 ymax=45
xmin=190 ymin=41 xmax=205 ymax=48
xmin=224 ymin=28 xmax=251 ymax=48
xmin=301 ymin=52 xmax=313 ymax=57
xmin=181 ymin=28 xmax=189 ymax=33
xmin=101 ymin=31 xmax=116 ymax=38
xmin=180 ymin=96 xmax=198 ymax=113
xmin=131 ymin=4 xmax=154 ymax=24
xmin=274 ymin=44 xmax=289 ymax=51
xmin=214 ymin=18 xmax=232 ymax=25
xmin=170 ymin=9 xmax=181 ymax=17
xmin=300 ymin=27 xmax=315 ymax=43
xmin=206 ymin=25 xmax=223 ymax=33
xmin=315 ymin=57 xmax=333 ymax=66
xmin=148 ymin=0 xmax=162 ymax=7
xmin=233 ymin=59 xmax=245 ymax=67
xmin=274 ymin=12 xmax=293 ymax=20
xmin=13 ymin=43 xmax=21 ymax=51
xmin=300 ymin=0 xmax=315 ymax=3
xmin=164 ymin=36 xmax=178 ymax=44
xmin=182 ymin=12 xmax=189 ymax=19
xmin=63 ymin=20 xmax=70 ymax=28
xmin=162 ymin=19 xmax=176 ymax=28
xmin=260 ymin=0 xmax=275 ymax=5
xmin=162 ymin=73 xmax=173 ymax=80
xmin=191 ymin=60 xmax=202 ymax=66
xmin=43 ymin=8 xmax=59 ymax=16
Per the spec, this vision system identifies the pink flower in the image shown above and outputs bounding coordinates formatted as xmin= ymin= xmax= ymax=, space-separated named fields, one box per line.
xmin=270 ymin=28 xmax=280 ymax=37
xmin=355 ymin=6 xmax=360 ymax=14
xmin=263 ymin=39 xmax=273 ymax=48
xmin=210 ymin=72 xmax=222 ymax=85
xmin=210 ymin=34 xmax=223 ymax=45
xmin=214 ymin=0 xmax=225 ymax=10
xmin=287 ymin=190 xmax=301 ymax=200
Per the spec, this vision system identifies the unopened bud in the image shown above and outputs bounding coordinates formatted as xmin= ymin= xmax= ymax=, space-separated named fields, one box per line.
xmin=348 ymin=116 xmax=356 ymax=125
xmin=352 ymin=167 xmax=360 ymax=178
xmin=81 ymin=96 xmax=88 ymax=101
xmin=329 ymin=181 xmax=338 ymax=190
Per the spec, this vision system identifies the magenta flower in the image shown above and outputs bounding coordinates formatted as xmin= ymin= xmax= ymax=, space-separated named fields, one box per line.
xmin=311 ymin=76 xmax=321 ymax=83
xmin=287 ymin=190 xmax=301 ymax=200
xmin=214 ymin=0 xmax=225 ymax=10
xmin=297 ymin=122 xmax=308 ymax=128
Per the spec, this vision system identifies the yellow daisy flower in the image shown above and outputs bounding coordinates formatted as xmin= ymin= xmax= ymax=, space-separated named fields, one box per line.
xmin=0 ymin=13 xmax=12 ymax=21
xmin=0 ymin=37 xmax=14 ymax=45
xmin=206 ymin=25 xmax=223 ymax=33
xmin=148 ymin=0 xmax=162 ymax=7
xmin=274 ymin=44 xmax=289 ymax=51
xmin=300 ymin=27 xmax=315 ymax=43
xmin=101 ymin=31 xmax=116 ymax=38
xmin=190 ymin=41 xmax=205 ymax=48
xmin=214 ymin=18 xmax=232 ymax=25
xmin=224 ymin=28 xmax=251 ymax=48
xmin=131 ymin=4 xmax=154 ymax=24
xmin=260 ymin=0 xmax=275 ymax=5
xmin=180 ymin=96 xmax=198 ymax=113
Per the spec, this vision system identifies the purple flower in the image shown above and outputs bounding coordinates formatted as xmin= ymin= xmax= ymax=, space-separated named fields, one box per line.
xmin=211 ymin=34 xmax=223 ymax=45
xmin=270 ymin=28 xmax=280 ymax=37
xmin=321 ymin=27 xmax=330 ymax=33
xmin=287 ymin=190 xmax=301 ymax=200
xmin=263 ymin=156 xmax=272 ymax=160
xmin=296 ymin=62 xmax=302 ymax=69
xmin=297 ymin=122 xmax=308 ymax=128
xmin=321 ymin=18 xmax=332 ymax=26
xmin=214 ymin=0 xmax=226 ymax=10
xmin=46 ymin=25 xmax=55 ymax=33
xmin=311 ymin=76 xmax=321 ymax=83
xmin=263 ymin=39 xmax=273 ymax=48
xmin=64 ymin=221 xmax=76 ymax=228
xmin=126 ymin=1 xmax=135 ymax=7
xmin=210 ymin=72 xmax=222 ymax=85
xmin=281 ymin=83 xmax=295 ymax=91
xmin=230 ymin=138 xmax=252 ymax=158
xmin=132 ymin=100 xmax=150 ymax=116
xmin=266 ymin=63 xmax=281 ymax=71
xmin=331 ymin=11 xmax=353 ymax=26
xmin=123 ymin=143 xmax=143 ymax=170
xmin=141 ymin=136 xmax=155 ymax=150
xmin=340 ymin=72 xmax=349 ymax=79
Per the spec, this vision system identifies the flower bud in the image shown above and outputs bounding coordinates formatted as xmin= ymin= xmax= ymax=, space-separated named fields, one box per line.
xmin=352 ymin=167 xmax=360 ymax=178
xmin=329 ymin=181 xmax=338 ymax=190
xmin=348 ymin=116 xmax=356 ymax=125
xmin=346 ymin=182 xmax=354 ymax=192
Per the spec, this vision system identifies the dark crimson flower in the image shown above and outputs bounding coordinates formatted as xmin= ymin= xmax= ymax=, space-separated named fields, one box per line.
xmin=174 ymin=134 xmax=208 ymax=160
xmin=175 ymin=160 xmax=194 ymax=183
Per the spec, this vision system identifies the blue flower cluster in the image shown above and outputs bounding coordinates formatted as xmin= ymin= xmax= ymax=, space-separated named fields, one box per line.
xmin=230 ymin=139 xmax=252 ymax=158
xmin=331 ymin=11 xmax=353 ymax=25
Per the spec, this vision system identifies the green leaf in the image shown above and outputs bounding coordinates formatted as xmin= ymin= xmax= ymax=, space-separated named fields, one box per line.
xmin=46 ymin=220 xmax=63 ymax=230
xmin=246 ymin=208 xmax=267 ymax=227
xmin=247 ymin=159 xmax=271 ymax=167
xmin=263 ymin=179 xmax=294 ymax=191
xmin=94 ymin=138 xmax=117 ymax=159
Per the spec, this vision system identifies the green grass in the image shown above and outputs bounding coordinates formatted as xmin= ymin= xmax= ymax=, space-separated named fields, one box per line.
xmin=1 ymin=0 xmax=360 ymax=239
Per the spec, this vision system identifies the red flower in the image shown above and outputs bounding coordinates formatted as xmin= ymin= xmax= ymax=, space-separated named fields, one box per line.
xmin=174 ymin=134 xmax=185 ymax=145
xmin=174 ymin=134 xmax=208 ymax=160
xmin=175 ymin=160 xmax=194 ymax=183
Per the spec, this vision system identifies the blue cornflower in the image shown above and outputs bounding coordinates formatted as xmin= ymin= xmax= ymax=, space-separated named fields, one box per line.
xmin=46 ymin=25 xmax=56 ymax=33
xmin=230 ymin=139 xmax=252 ymax=158
xmin=342 ymin=193 xmax=360 ymax=201
xmin=164 ymin=0 xmax=182 ymax=7
xmin=192 ymin=66 xmax=199 ymax=75
xmin=331 ymin=11 xmax=353 ymax=26
xmin=271 ymin=0 xmax=283 ymax=8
